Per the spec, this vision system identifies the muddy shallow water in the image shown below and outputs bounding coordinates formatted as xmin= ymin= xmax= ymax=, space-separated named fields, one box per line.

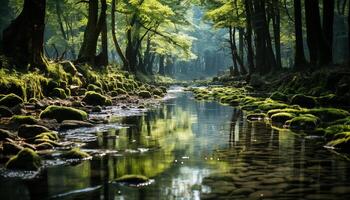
xmin=1 ymin=88 xmax=350 ymax=200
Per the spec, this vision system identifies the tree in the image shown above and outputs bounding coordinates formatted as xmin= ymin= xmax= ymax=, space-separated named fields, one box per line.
xmin=2 ymin=0 xmax=48 ymax=70
xmin=322 ymin=0 xmax=334 ymax=64
xmin=293 ymin=0 xmax=307 ymax=69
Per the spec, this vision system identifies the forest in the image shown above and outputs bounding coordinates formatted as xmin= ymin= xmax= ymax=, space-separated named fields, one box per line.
xmin=0 ymin=0 xmax=350 ymax=199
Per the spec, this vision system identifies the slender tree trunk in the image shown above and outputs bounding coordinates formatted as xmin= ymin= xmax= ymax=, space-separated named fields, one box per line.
xmin=272 ymin=0 xmax=282 ymax=69
xmin=159 ymin=55 xmax=165 ymax=75
xmin=111 ymin=0 xmax=129 ymax=70
xmin=2 ymin=0 xmax=48 ymax=70
xmin=99 ymin=0 xmax=108 ymax=66
xmin=244 ymin=0 xmax=255 ymax=73
xmin=322 ymin=0 xmax=334 ymax=64
xmin=55 ymin=0 xmax=67 ymax=40
xmin=229 ymin=27 xmax=239 ymax=76
xmin=238 ymin=28 xmax=248 ymax=74
xmin=293 ymin=0 xmax=307 ymax=69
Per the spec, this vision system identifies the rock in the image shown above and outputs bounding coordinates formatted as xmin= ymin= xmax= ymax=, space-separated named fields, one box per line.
xmin=326 ymin=133 xmax=350 ymax=153
xmin=287 ymin=114 xmax=319 ymax=131
xmin=291 ymin=94 xmax=317 ymax=108
xmin=60 ymin=120 xmax=93 ymax=130
xmin=0 ymin=129 xmax=16 ymax=141
xmin=270 ymin=92 xmax=288 ymax=102
xmin=82 ymin=91 xmax=112 ymax=106
xmin=0 ymin=93 xmax=23 ymax=108
xmin=308 ymin=108 xmax=349 ymax=122
xmin=10 ymin=115 xmax=38 ymax=126
xmin=11 ymin=103 xmax=26 ymax=115
xmin=247 ymin=113 xmax=266 ymax=121
xmin=60 ymin=60 xmax=77 ymax=75
xmin=87 ymin=84 xmax=103 ymax=94
xmin=271 ymin=112 xmax=295 ymax=123
xmin=0 ymin=106 xmax=13 ymax=117
xmin=18 ymin=124 xmax=50 ymax=139
xmin=34 ymin=132 xmax=59 ymax=141
xmin=138 ymin=91 xmax=152 ymax=98
xmin=40 ymin=105 xmax=88 ymax=122
xmin=49 ymin=88 xmax=67 ymax=99
xmin=91 ymin=106 xmax=102 ymax=112
xmin=5 ymin=148 xmax=42 ymax=170
xmin=114 ymin=174 xmax=150 ymax=185
xmin=36 ymin=142 xmax=54 ymax=150
xmin=2 ymin=142 xmax=23 ymax=155
xmin=152 ymin=88 xmax=164 ymax=96
xmin=62 ymin=148 xmax=90 ymax=159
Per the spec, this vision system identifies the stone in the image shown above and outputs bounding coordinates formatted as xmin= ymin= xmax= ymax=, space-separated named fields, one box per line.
xmin=0 ymin=93 xmax=23 ymax=108
xmin=6 ymin=148 xmax=42 ymax=170
xmin=0 ymin=106 xmax=13 ymax=117
xmin=18 ymin=124 xmax=50 ymax=139
xmin=60 ymin=120 xmax=93 ymax=130
xmin=40 ymin=105 xmax=88 ymax=123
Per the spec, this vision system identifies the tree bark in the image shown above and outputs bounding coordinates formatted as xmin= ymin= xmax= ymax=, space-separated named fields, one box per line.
xmin=272 ymin=0 xmax=282 ymax=69
xmin=98 ymin=0 xmax=108 ymax=66
xmin=293 ymin=0 xmax=307 ymax=69
xmin=322 ymin=0 xmax=334 ymax=64
xmin=2 ymin=0 xmax=48 ymax=70
xmin=159 ymin=55 xmax=165 ymax=75
xmin=111 ymin=0 xmax=129 ymax=70
xmin=244 ymin=0 xmax=255 ymax=73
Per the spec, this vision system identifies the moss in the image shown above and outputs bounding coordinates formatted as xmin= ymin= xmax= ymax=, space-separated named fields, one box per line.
xmin=291 ymin=94 xmax=317 ymax=108
xmin=6 ymin=148 xmax=42 ymax=170
xmin=35 ymin=132 xmax=59 ymax=141
xmin=10 ymin=115 xmax=38 ymax=125
xmin=49 ymin=88 xmax=67 ymax=99
xmin=40 ymin=105 xmax=88 ymax=122
xmin=152 ymin=88 xmax=164 ymax=96
xmin=34 ymin=138 xmax=61 ymax=147
xmin=317 ymin=94 xmax=338 ymax=106
xmin=326 ymin=133 xmax=350 ymax=152
xmin=114 ymin=174 xmax=150 ymax=185
xmin=308 ymin=108 xmax=349 ymax=122
xmin=271 ymin=112 xmax=295 ymax=123
xmin=267 ymin=108 xmax=303 ymax=118
xmin=0 ymin=93 xmax=23 ymax=108
xmin=287 ymin=114 xmax=319 ymax=131
xmin=82 ymin=91 xmax=112 ymax=106
xmin=115 ymin=88 xmax=128 ymax=95
xmin=270 ymin=92 xmax=288 ymax=102
xmin=324 ymin=125 xmax=350 ymax=138
xmin=63 ymin=148 xmax=90 ymax=159
xmin=138 ymin=90 xmax=152 ymax=98
xmin=87 ymin=84 xmax=103 ymax=94
xmin=160 ymin=86 xmax=167 ymax=93
xmin=258 ymin=101 xmax=289 ymax=112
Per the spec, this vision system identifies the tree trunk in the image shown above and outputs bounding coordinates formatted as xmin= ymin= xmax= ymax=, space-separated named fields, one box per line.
xmin=322 ymin=0 xmax=334 ymax=64
xmin=111 ymin=0 xmax=129 ymax=70
xmin=244 ymin=0 xmax=255 ymax=73
xmin=293 ymin=0 xmax=307 ymax=69
xmin=98 ymin=0 xmax=108 ymax=66
xmin=159 ymin=55 xmax=165 ymax=75
xmin=238 ymin=28 xmax=248 ymax=74
xmin=272 ymin=0 xmax=282 ymax=69
xmin=2 ymin=0 xmax=48 ymax=70
xmin=349 ymin=0 xmax=350 ymax=64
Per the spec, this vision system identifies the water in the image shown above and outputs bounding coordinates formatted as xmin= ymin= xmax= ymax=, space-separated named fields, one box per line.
xmin=1 ymin=89 xmax=350 ymax=200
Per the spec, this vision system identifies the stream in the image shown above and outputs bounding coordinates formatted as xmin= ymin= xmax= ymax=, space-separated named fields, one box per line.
xmin=1 ymin=87 xmax=350 ymax=200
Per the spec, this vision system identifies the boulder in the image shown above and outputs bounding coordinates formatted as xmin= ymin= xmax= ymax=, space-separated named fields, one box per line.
xmin=10 ymin=115 xmax=38 ymax=126
xmin=18 ymin=124 xmax=50 ymax=139
xmin=40 ymin=105 xmax=88 ymax=122
xmin=291 ymin=94 xmax=317 ymax=108
xmin=0 ymin=93 xmax=23 ymax=108
xmin=271 ymin=112 xmax=295 ymax=123
xmin=138 ymin=91 xmax=152 ymax=98
xmin=0 ymin=129 xmax=16 ymax=141
xmin=270 ymin=92 xmax=288 ymax=102
xmin=82 ymin=91 xmax=112 ymax=106
xmin=60 ymin=120 xmax=93 ymax=130
xmin=49 ymin=88 xmax=67 ymax=99
xmin=6 ymin=148 xmax=42 ymax=170
xmin=2 ymin=142 xmax=23 ymax=155
xmin=62 ymin=148 xmax=90 ymax=159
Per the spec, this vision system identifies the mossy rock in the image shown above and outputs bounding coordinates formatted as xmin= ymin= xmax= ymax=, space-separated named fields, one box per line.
xmin=115 ymin=88 xmax=128 ymax=95
xmin=159 ymin=86 xmax=167 ymax=93
xmin=258 ymin=102 xmax=289 ymax=112
xmin=10 ymin=115 xmax=38 ymax=126
xmin=36 ymin=142 xmax=54 ymax=150
xmin=49 ymin=88 xmax=67 ymax=99
xmin=0 ymin=93 xmax=23 ymax=108
xmin=291 ymin=94 xmax=317 ymax=108
xmin=0 ymin=129 xmax=16 ymax=141
xmin=0 ymin=105 xmax=13 ymax=117
xmin=2 ymin=142 xmax=23 ymax=155
xmin=44 ymin=80 xmax=59 ymax=96
xmin=34 ymin=132 xmax=59 ymax=141
xmin=82 ymin=91 xmax=112 ymax=106
xmin=317 ymin=94 xmax=338 ymax=106
xmin=138 ymin=91 xmax=152 ymax=98
xmin=152 ymin=88 xmax=164 ymax=96
xmin=267 ymin=108 xmax=303 ymax=118
xmin=114 ymin=174 xmax=150 ymax=185
xmin=34 ymin=138 xmax=61 ymax=147
xmin=270 ymin=92 xmax=288 ymax=102
xmin=18 ymin=124 xmax=50 ymax=139
xmin=287 ymin=115 xmax=319 ymax=131
xmin=6 ymin=148 xmax=42 ymax=170
xmin=324 ymin=125 xmax=350 ymax=138
xmin=60 ymin=61 xmax=77 ymax=75
xmin=326 ymin=132 xmax=350 ymax=152
xmin=87 ymin=84 xmax=103 ymax=94
xmin=308 ymin=108 xmax=349 ymax=123
xmin=40 ymin=105 xmax=88 ymax=122
xmin=63 ymin=148 xmax=90 ymax=159
xmin=271 ymin=112 xmax=295 ymax=123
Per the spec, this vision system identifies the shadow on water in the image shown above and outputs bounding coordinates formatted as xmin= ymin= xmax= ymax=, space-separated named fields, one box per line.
xmin=1 ymin=90 xmax=350 ymax=200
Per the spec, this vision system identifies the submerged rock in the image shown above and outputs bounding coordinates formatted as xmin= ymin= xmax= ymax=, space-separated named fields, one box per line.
xmin=6 ymin=148 xmax=42 ymax=170
xmin=82 ymin=91 xmax=112 ymax=106
xmin=40 ymin=105 xmax=88 ymax=122
xmin=114 ymin=174 xmax=150 ymax=186
xmin=63 ymin=148 xmax=90 ymax=159
xmin=0 ymin=93 xmax=23 ymax=108
xmin=60 ymin=120 xmax=93 ymax=130
xmin=18 ymin=124 xmax=50 ymax=139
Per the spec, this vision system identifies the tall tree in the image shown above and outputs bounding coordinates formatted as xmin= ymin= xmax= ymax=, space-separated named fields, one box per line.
xmin=271 ymin=0 xmax=282 ymax=69
xmin=293 ymin=0 xmax=307 ymax=69
xmin=2 ymin=0 xmax=48 ymax=70
xmin=322 ymin=0 xmax=334 ymax=64
xmin=244 ymin=0 xmax=255 ymax=73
